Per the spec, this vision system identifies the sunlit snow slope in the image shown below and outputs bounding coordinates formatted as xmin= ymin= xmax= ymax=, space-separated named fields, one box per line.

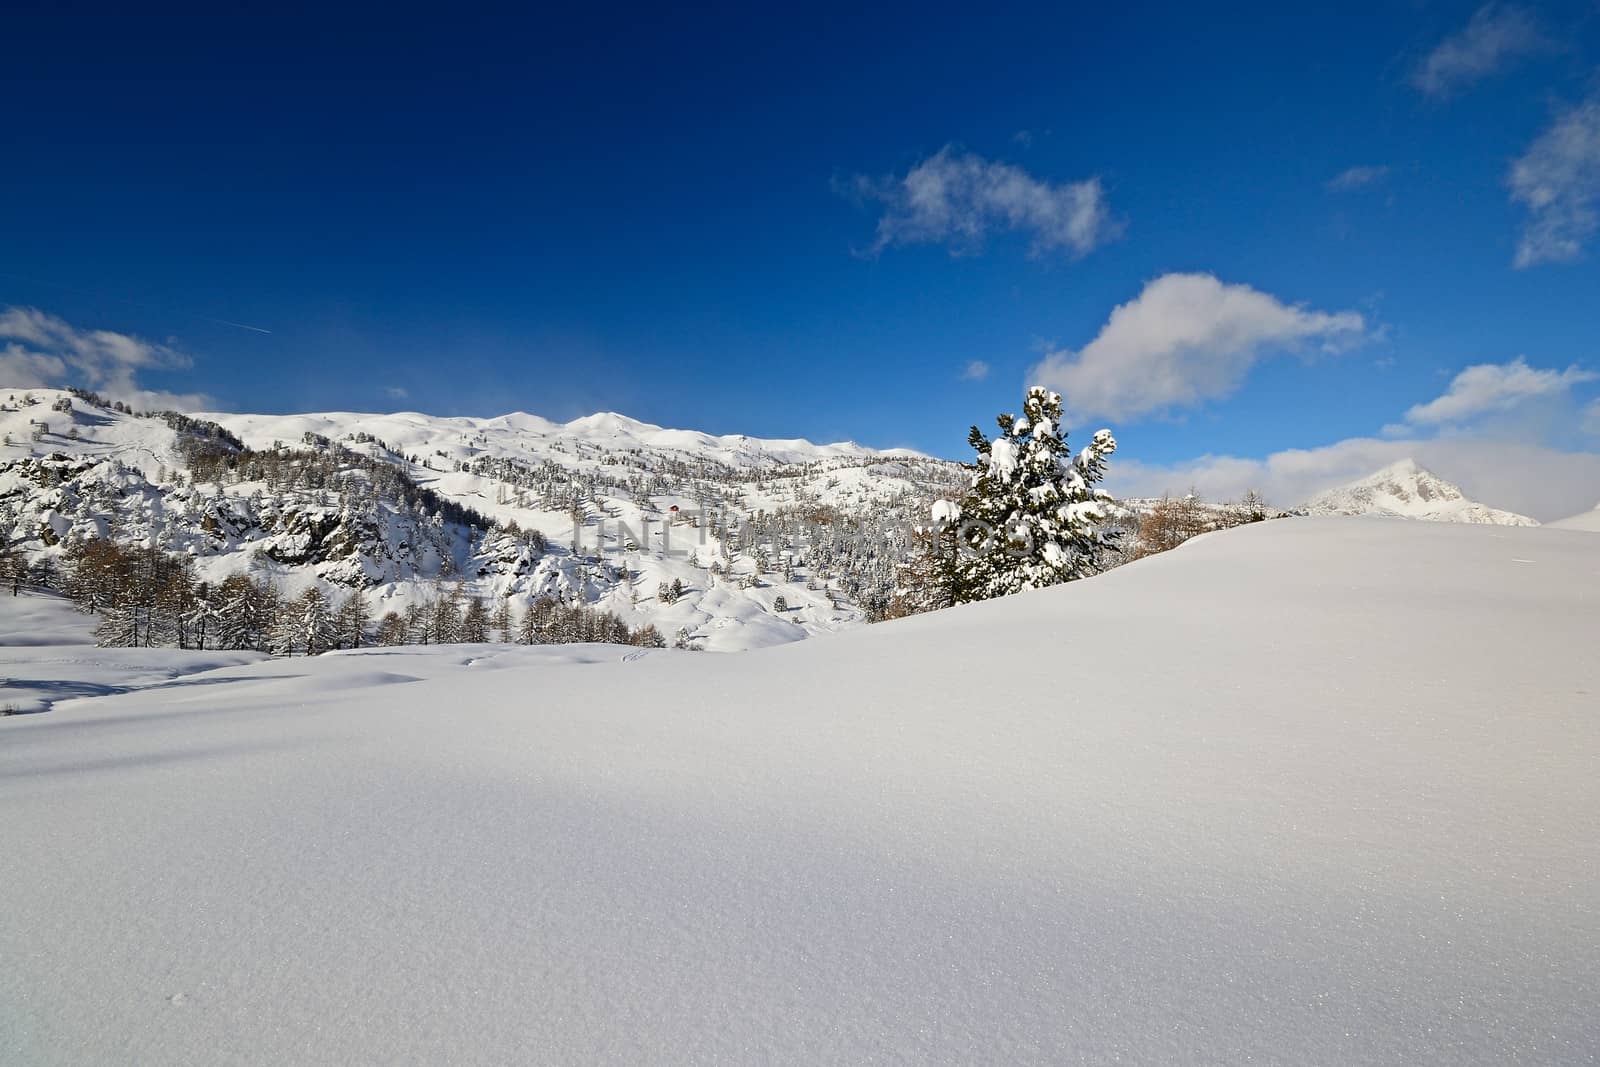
xmin=1548 ymin=503 xmax=1600 ymax=532
xmin=2 ymin=519 xmax=1597 ymax=1064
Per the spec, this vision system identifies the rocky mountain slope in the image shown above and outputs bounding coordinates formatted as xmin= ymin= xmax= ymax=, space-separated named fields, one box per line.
xmin=1 ymin=387 xmax=964 ymax=651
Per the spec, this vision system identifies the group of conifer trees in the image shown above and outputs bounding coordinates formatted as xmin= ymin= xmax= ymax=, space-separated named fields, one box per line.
xmin=58 ymin=538 xmax=664 ymax=654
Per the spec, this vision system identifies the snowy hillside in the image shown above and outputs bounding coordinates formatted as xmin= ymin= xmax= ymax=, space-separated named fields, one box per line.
xmin=1 ymin=387 xmax=964 ymax=650
xmin=3 ymin=518 xmax=1597 ymax=1063
xmin=0 ymin=592 xmax=266 ymax=714
xmin=1547 ymin=503 xmax=1600 ymax=531
xmin=1302 ymin=457 xmax=1537 ymax=525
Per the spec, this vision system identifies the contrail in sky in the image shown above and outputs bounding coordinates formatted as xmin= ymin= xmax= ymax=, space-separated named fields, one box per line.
xmin=0 ymin=273 xmax=273 ymax=334
xmin=209 ymin=318 xmax=273 ymax=334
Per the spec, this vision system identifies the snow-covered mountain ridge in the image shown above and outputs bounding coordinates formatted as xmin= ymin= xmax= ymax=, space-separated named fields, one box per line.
xmin=204 ymin=407 xmax=925 ymax=471
xmin=1 ymin=387 xmax=964 ymax=650
xmin=1301 ymin=458 xmax=1537 ymax=525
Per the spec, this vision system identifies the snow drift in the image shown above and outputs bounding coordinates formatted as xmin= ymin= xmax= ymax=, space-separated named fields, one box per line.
xmin=2 ymin=518 xmax=1597 ymax=1064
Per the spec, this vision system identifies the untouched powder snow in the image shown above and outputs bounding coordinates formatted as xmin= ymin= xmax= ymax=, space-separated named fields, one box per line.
xmin=0 ymin=593 xmax=267 ymax=715
xmin=1302 ymin=458 xmax=1537 ymax=525
xmin=2 ymin=519 xmax=1598 ymax=1064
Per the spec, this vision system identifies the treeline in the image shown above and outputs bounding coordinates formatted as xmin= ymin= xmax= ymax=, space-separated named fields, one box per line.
xmin=371 ymin=595 xmax=664 ymax=649
xmin=59 ymin=538 xmax=665 ymax=654
xmin=179 ymin=437 xmax=497 ymax=536
xmin=1115 ymin=491 xmax=1273 ymax=562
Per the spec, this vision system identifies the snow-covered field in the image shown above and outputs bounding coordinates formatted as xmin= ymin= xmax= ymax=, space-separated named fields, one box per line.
xmin=2 ymin=518 xmax=1597 ymax=1064
xmin=0 ymin=593 xmax=267 ymax=715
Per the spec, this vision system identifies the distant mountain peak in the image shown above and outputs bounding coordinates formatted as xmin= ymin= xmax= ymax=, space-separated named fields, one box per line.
xmin=1303 ymin=459 xmax=1536 ymax=526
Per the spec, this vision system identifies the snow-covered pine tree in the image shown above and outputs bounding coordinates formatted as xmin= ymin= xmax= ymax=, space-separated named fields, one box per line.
xmin=288 ymin=586 xmax=334 ymax=656
xmin=182 ymin=580 xmax=219 ymax=650
xmin=516 ymin=601 xmax=541 ymax=645
xmin=943 ymin=386 xmax=1116 ymax=603
xmin=432 ymin=585 xmax=463 ymax=643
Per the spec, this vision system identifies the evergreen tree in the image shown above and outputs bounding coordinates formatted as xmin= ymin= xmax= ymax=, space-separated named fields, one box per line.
xmin=182 ymin=580 xmax=219 ymax=650
xmin=215 ymin=574 xmax=280 ymax=651
xmin=405 ymin=601 xmax=432 ymax=644
xmin=943 ymin=386 xmax=1116 ymax=603
xmin=1 ymin=542 xmax=22 ymax=596
xmin=516 ymin=601 xmax=541 ymax=645
xmin=431 ymin=585 xmax=463 ymax=643
xmin=295 ymin=586 xmax=335 ymax=656
xmin=460 ymin=596 xmax=490 ymax=643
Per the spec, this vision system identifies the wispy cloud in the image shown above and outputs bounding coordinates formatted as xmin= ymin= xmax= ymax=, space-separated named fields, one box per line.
xmin=1401 ymin=357 xmax=1596 ymax=425
xmin=840 ymin=146 xmax=1119 ymax=259
xmin=0 ymin=306 xmax=211 ymax=411
xmin=1510 ymin=89 xmax=1600 ymax=268
xmin=1412 ymin=4 xmax=1552 ymax=97
xmin=383 ymin=385 xmax=410 ymax=401
xmin=960 ymin=360 xmax=991 ymax=382
xmin=1327 ymin=165 xmax=1391 ymax=192
xmin=1027 ymin=273 xmax=1366 ymax=423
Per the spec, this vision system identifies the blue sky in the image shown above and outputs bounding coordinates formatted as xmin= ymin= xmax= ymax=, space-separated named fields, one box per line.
xmin=3 ymin=3 xmax=1599 ymax=514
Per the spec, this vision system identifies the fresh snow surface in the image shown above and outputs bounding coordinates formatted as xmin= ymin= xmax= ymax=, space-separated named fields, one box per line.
xmin=3 ymin=519 xmax=1598 ymax=1064
xmin=0 ymin=592 xmax=266 ymax=715
xmin=1302 ymin=458 xmax=1536 ymax=525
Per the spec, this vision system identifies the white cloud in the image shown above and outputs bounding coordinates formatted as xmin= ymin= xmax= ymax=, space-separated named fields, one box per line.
xmin=0 ymin=306 xmax=211 ymax=411
xmin=1105 ymin=356 xmax=1600 ymax=520
xmin=1510 ymin=90 xmax=1600 ymax=268
xmin=1327 ymin=165 xmax=1391 ymax=192
xmin=843 ymin=146 xmax=1118 ymax=258
xmin=960 ymin=360 xmax=990 ymax=381
xmin=1584 ymin=397 xmax=1600 ymax=437
xmin=1109 ymin=436 xmax=1600 ymax=522
xmin=1027 ymin=273 xmax=1366 ymax=423
xmin=1412 ymin=4 xmax=1551 ymax=97
xmin=1402 ymin=357 xmax=1597 ymax=425
xmin=383 ymin=385 xmax=410 ymax=401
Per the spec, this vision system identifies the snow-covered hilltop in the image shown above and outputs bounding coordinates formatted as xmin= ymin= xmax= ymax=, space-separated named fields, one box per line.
xmin=1302 ymin=458 xmax=1537 ymax=525
xmin=1547 ymin=502 xmax=1600 ymax=532
xmin=1 ymin=387 xmax=964 ymax=651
